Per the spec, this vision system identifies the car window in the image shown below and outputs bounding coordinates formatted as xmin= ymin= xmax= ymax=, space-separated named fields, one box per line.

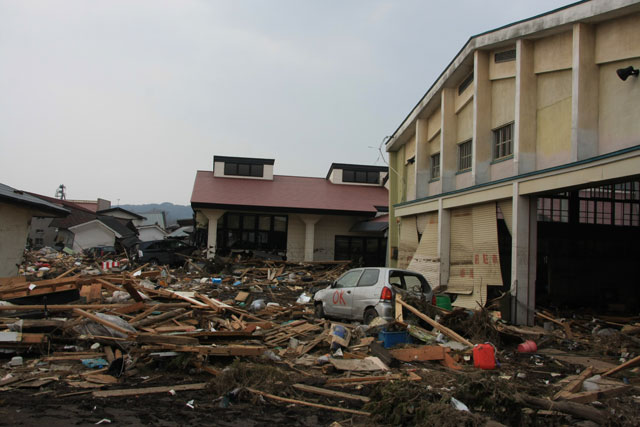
xmin=335 ymin=270 xmax=362 ymax=288
xmin=403 ymin=275 xmax=424 ymax=293
xmin=357 ymin=269 xmax=379 ymax=287
xmin=389 ymin=271 xmax=403 ymax=287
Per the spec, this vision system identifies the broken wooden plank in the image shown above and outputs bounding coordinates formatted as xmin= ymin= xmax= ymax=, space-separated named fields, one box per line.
xmin=73 ymin=308 xmax=135 ymax=337
xmin=396 ymin=295 xmax=473 ymax=348
xmin=553 ymin=367 xmax=594 ymax=400
xmin=292 ymin=383 xmax=370 ymax=403
xmin=131 ymin=308 xmax=187 ymax=328
xmin=136 ymin=333 xmax=199 ymax=346
xmin=561 ymin=385 xmax=632 ymax=404
xmin=93 ymin=382 xmax=208 ymax=398
xmin=389 ymin=345 xmax=446 ymax=362
xmin=519 ymin=394 xmax=606 ymax=425
xmin=112 ymin=301 xmax=146 ymax=315
xmin=602 ymin=354 xmax=640 ymax=377
xmin=247 ymin=388 xmax=370 ymax=416
xmin=122 ymin=282 xmax=144 ymax=302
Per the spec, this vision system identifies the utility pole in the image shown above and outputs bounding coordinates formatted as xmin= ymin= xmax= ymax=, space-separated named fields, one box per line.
xmin=55 ymin=184 xmax=66 ymax=200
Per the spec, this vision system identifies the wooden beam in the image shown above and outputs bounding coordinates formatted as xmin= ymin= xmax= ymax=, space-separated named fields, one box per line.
xmin=73 ymin=308 xmax=135 ymax=337
xmin=292 ymin=383 xmax=370 ymax=403
xmin=560 ymin=385 xmax=631 ymax=404
xmin=553 ymin=367 xmax=593 ymax=400
xmin=93 ymin=382 xmax=208 ymax=398
xmin=247 ymin=388 xmax=370 ymax=416
xmin=389 ymin=346 xmax=446 ymax=362
xmin=396 ymin=295 xmax=473 ymax=348
xmin=602 ymin=354 xmax=640 ymax=377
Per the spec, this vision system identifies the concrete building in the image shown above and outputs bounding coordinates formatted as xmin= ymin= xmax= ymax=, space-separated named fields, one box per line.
xmin=385 ymin=0 xmax=640 ymax=324
xmin=0 ymin=183 xmax=68 ymax=277
xmin=191 ymin=156 xmax=388 ymax=265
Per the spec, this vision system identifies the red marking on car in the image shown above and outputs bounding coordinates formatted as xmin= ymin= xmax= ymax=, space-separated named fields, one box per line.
xmin=332 ymin=290 xmax=346 ymax=305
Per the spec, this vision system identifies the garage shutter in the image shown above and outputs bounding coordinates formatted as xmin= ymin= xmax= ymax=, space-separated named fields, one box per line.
xmin=398 ymin=216 xmax=419 ymax=269
xmin=449 ymin=203 xmax=503 ymax=309
xmin=408 ymin=212 xmax=440 ymax=288
xmin=448 ymin=207 xmax=474 ymax=294
xmin=416 ymin=213 xmax=429 ymax=235
xmin=498 ymin=199 xmax=513 ymax=235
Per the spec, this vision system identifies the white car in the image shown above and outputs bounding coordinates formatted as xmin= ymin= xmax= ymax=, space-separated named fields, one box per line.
xmin=313 ymin=267 xmax=433 ymax=324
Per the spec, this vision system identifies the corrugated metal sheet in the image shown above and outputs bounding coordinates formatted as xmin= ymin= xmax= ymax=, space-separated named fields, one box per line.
xmin=398 ymin=216 xmax=419 ymax=269
xmin=408 ymin=212 xmax=440 ymax=288
xmin=448 ymin=207 xmax=474 ymax=294
xmin=416 ymin=213 xmax=429 ymax=235
xmin=498 ymin=199 xmax=513 ymax=235
xmin=449 ymin=203 xmax=502 ymax=309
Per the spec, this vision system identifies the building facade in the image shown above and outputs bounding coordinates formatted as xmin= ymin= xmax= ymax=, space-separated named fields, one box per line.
xmin=386 ymin=0 xmax=640 ymax=324
xmin=191 ymin=156 xmax=389 ymax=265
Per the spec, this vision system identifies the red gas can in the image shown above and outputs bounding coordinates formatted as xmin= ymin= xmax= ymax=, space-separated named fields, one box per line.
xmin=473 ymin=344 xmax=496 ymax=370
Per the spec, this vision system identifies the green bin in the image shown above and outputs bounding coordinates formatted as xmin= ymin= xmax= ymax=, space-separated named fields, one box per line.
xmin=435 ymin=295 xmax=452 ymax=310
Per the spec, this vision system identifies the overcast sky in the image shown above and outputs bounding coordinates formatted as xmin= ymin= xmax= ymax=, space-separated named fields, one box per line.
xmin=0 ymin=0 xmax=575 ymax=205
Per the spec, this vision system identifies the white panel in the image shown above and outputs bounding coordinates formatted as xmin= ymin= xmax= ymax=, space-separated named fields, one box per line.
xmin=398 ymin=216 xmax=419 ymax=269
xmin=408 ymin=213 xmax=440 ymax=288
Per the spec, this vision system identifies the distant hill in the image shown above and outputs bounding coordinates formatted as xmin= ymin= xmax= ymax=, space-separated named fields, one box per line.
xmin=119 ymin=203 xmax=193 ymax=226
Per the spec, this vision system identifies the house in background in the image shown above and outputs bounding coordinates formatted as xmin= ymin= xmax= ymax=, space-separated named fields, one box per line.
xmin=385 ymin=0 xmax=640 ymax=323
xmin=66 ymin=198 xmax=111 ymax=212
xmin=0 ymin=183 xmax=68 ymax=277
xmin=132 ymin=212 xmax=168 ymax=241
xmin=191 ymin=156 xmax=388 ymax=265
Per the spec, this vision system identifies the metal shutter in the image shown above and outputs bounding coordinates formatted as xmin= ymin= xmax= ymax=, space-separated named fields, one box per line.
xmin=448 ymin=207 xmax=474 ymax=294
xmin=416 ymin=213 xmax=429 ymax=235
xmin=408 ymin=212 xmax=440 ymax=288
xmin=398 ymin=216 xmax=419 ymax=269
xmin=498 ymin=199 xmax=513 ymax=235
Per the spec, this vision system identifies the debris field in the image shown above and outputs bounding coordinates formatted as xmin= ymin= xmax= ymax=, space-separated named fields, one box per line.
xmin=0 ymin=247 xmax=638 ymax=426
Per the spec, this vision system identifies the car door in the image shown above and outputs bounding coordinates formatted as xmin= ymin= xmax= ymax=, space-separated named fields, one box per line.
xmin=351 ymin=268 xmax=381 ymax=319
xmin=327 ymin=269 xmax=362 ymax=319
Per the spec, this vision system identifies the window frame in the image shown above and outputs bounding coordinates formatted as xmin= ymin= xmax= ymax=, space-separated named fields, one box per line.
xmin=342 ymin=169 xmax=379 ymax=184
xmin=430 ymin=153 xmax=440 ymax=180
xmin=224 ymin=162 xmax=264 ymax=177
xmin=493 ymin=122 xmax=514 ymax=160
xmin=457 ymin=140 xmax=472 ymax=172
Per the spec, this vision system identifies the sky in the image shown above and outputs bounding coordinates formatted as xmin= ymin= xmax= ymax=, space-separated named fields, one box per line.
xmin=0 ymin=0 xmax=576 ymax=205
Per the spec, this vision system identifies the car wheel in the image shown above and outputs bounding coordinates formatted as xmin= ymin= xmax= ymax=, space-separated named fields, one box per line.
xmin=363 ymin=308 xmax=378 ymax=325
xmin=314 ymin=303 xmax=324 ymax=319
xmin=149 ymin=258 xmax=159 ymax=267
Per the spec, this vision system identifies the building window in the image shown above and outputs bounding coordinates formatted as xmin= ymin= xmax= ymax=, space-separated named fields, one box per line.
xmin=493 ymin=123 xmax=513 ymax=159
xmin=458 ymin=72 xmax=474 ymax=95
xmin=578 ymin=182 xmax=640 ymax=226
xmin=217 ymin=213 xmax=287 ymax=253
xmin=495 ymin=49 xmax=516 ymax=63
xmin=224 ymin=162 xmax=264 ymax=177
xmin=343 ymin=169 xmax=379 ymax=184
xmin=335 ymin=236 xmax=386 ymax=267
xmin=458 ymin=140 xmax=472 ymax=171
xmin=537 ymin=194 xmax=569 ymax=223
xmin=430 ymin=153 xmax=440 ymax=179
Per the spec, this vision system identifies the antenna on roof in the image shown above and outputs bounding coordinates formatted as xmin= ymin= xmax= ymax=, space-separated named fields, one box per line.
xmin=55 ymin=184 xmax=66 ymax=200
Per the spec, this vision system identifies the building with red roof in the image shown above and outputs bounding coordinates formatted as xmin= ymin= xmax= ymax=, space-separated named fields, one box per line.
xmin=191 ymin=156 xmax=389 ymax=265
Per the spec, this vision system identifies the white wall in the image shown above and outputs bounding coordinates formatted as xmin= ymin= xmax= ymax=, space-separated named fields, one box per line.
xmin=70 ymin=222 xmax=116 ymax=252
xmin=138 ymin=227 xmax=166 ymax=242
xmin=0 ymin=203 xmax=32 ymax=277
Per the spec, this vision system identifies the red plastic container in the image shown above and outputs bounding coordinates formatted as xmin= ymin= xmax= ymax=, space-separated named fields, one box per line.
xmin=473 ymin=344 xmax=496 ymax=370
xmin=517 ymin=340 xmax=538 ymax=353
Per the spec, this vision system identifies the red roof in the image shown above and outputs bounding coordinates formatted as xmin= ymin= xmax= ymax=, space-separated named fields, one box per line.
xmin=191 ymin=171 xmax=388 ymax=214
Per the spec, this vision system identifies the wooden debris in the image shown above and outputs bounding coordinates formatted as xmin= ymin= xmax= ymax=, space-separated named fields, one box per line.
xmin=390 ymin=345 xmax=446 ymax=362
xmin=93 ymin=382 xmax=208 ymax=398
xmin=602 ymin=354 xmax=640 ymax=377
xmin=553 ymin=367 xmax=593 ymax=400
xmin=292 ymin=383 xmax=370 ymax=403
xmin=247 ymin=388 xmax=371 ymax=416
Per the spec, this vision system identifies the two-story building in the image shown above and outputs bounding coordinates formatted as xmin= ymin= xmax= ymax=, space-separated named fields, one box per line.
xmin=386 ymin=0 xmax=640 ymax=324
xmin=191 ymin=156 xmax=388 ymax=265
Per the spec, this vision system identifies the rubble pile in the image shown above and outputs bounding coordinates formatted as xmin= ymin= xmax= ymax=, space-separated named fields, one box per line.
xmin=0 ymin=248 xmax=638 ymax=425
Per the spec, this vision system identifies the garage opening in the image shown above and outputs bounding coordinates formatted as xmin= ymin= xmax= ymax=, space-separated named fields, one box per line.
xmin=535 ymin=179 xmax=640 ymax=314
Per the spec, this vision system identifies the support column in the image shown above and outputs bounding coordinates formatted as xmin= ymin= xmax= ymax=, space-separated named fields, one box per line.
xmin=299 ymin=214 xmax=322 ymax=262
xmin=437 ymin=199 xmax=451 ymax=288
xmin=440 ymin=88 xmax=456 ymax=193
xmin=473 ymin=49 xmax=492 ymax=185
xmin=514 ymin=39 xmax=537 ymax=175
xmin=510 ymin=183 xmax=537 ymax=325
xmin=571 ymin=23 xmax=599 ymax=161
xmin=202 ymin=209 xmax=225 ymax=259
xmin=415 ymin=118 xmax=430 ymax=198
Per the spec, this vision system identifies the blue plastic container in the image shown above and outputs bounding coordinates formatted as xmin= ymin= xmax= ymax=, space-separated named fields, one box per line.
xmin=378 ymin=329 xmax=410 ymax=349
